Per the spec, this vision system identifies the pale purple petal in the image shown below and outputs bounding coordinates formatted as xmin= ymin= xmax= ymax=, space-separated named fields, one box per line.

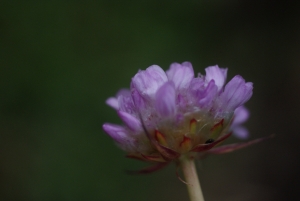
xmin=103 ymin=123 xmax=138 ymax=151
xmin=118 ymin=92 xmax=136 ymax=114
xmin=232 ymin=126 xmax=249 ymax=139
xmin=176 ymin=94 xmax=188 ymax=110
xmin=189 ymin=77 xmax=205 ymax=96
xmin=102 ymin=123 xmax=131 ymax=143
xmin=189 ymin=78 xmax=218 ymax=108
xmin=219 ymin=75 xmax=253 ymax=111
xmin=105 ymin=89 xmax=132 ymax=111
xmin=198 ymin=80 xmax=218 ymax=108
xmin=155 ymin=82 xmax=176 ymax=117
xmin=181 ymin=61 xmax=193 ymax=69
xmin=189 ymin=77 xmax=204 ymax=105
xmin=131 ymin=65 xmax=168 ymax=99
xmin=131 ymin=88 xmax=147 ymax=111
xmin=105 ymin=97 xmax=119 ymax=110
xmin=233 ymin=106 xmax=249 ymax=125
xmin=118 ymin=111 xmax=141 ymax=132
xmin=116 ymin=89 xmax=131 ymax=97
xmin=205 ymin=65 xmax=228 ymax=90
xmin=231 ymin=106 xmax=250 ymax=139
xmin=166 ymin=62 xmax=194 ymax=90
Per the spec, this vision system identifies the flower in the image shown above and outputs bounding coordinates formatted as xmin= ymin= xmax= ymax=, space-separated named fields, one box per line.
xmin=103 ymin=62 xmax=263 ymax=173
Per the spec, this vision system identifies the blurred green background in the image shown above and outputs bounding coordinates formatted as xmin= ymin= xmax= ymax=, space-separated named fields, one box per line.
xmin=0 ymin=1 xmax=299 ymax=201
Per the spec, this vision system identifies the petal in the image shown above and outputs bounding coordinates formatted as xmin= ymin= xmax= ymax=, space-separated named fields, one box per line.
xmin=189 ymin=77 xmax=205 ymax=98
xmin=116 ymin=89 xmax=131 ymax=97
xmin=102 ymin=123 xmax=131 ymax=144
xmin=232 ymin=126 xmax=249 ymax=139
xmin=233 ymin=106 xmax=249 ymax=125
xmin=231 ymin=106 xmax=250 ymax=139
xmin=219 ymin=75 xmax=253 ymax=111
xmin=155 ymin=82 xmax=176 ymax=117
xmin=105 ymin=97 xmax=118 ymax=110
xmin=166 ymin=62 xmax=194 ymax=90
xmin=190 ymin=76 xmax=205 ymax=87
xmin=105 ymin=89 xmax=133 ymax=111
xmin=118 ymin=111 xmax=142 ymax=132
xmin=198 ymin=80 xmax=218 ymax=108
xmin=118 ymin=91 xmax=136 ymax=114
xmin=181 ymin=61 xmax=193 ymax=69
xmin=189 ymin=78 xmax=218 ymax=109
xmin=205 ymin=65 xmax=228 ymax=90
xmin=130 ymin=88 xmax=147 ymax=111
xmin=131 ymin=65 xmax=168 ymax=99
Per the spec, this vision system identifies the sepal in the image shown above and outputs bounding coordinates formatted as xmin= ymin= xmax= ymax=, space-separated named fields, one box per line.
xmin=206 ymin=134 xmax=275 ymax=154
xmin=192 ymin=132 xmax=232 ymax=152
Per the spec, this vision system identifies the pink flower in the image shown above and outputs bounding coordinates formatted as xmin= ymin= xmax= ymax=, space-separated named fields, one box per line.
xmin=103 ymin=62 xmax=267 ymax=173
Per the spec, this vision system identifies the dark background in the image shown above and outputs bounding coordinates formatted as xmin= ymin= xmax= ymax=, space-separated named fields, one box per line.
xmin=0 ymin=1 xmax=299 ymax=201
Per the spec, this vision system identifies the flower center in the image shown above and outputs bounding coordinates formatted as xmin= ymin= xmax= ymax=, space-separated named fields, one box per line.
xmin=147 ymin=111 xmax=233 ymax=154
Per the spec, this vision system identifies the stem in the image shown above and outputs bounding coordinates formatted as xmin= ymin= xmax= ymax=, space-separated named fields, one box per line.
xmin=180 ymin=156 xmax=205 ymax=201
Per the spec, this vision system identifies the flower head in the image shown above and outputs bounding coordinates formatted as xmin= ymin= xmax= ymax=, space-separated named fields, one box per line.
xmin=103 ymin=62 xmax=257 ymax=172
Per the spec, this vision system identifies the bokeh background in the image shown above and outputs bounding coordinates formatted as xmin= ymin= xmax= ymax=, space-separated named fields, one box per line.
xmin=1 ymin=1 xmax=299 ymax=201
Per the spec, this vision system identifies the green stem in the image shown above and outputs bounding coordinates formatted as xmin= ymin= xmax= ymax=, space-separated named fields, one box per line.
xmin=180 ymin=156 xmax=205 ymax=201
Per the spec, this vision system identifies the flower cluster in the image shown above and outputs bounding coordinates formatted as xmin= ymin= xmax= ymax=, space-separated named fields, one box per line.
xmin=103 ymin=62 xmax=253 ymax=169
